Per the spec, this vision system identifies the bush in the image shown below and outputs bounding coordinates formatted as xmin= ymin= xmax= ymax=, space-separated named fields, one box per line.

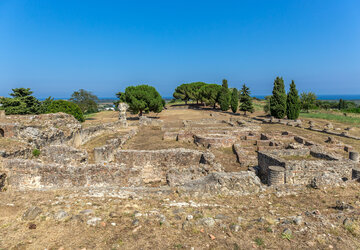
xmin=32 ymin=149 xmax=40 ymax=157
xmin=46 ymin=100 xmax=85 ymax=122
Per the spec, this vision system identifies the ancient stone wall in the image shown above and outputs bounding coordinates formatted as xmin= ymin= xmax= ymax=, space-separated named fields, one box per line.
xmin=178 ymin=172 xmax=263 ymax=196
xmin=2 ymin=148 xmax=222 ymax=189
xmin=40 ymin=145 xmax=88 ymax=165
xmin=93 ymin=129 xmax=137 ymax=163
xmin=81 ymin=121 xmax=127 ymax=145
xmin=258 ymin=148 xmax=356 ymax=185
xmin=0 ymin=113 xmax=82 ymax=147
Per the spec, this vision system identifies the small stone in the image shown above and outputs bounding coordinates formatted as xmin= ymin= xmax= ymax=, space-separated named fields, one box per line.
xmin=54 ymin=210 xmax=68 ymax=221
xmin=111 ymin=222 xmax=116 ymax=226
xmin=80 ymin=209 xmax=94 ymax=215
xmin=132 ymin=219 xmax=139 ymax=226
xmin=237 ymin=217 xmax=244 ymax=224
xmin=293 ymin=216 xmax=303 ymax=225
xmin=134 ymin=212 xmax=142 ymax=218
xmin=282 ymin=228 xmax=292 ymax=237
xmin=197 ymin=217 xmax=215 ymax=228
xmin=70 ymin=214 xmax=84 ymax=223
xmin=87 ymin=217 xmax=101 ymax=226
xmin=186 ymin=215 xmax=193 ymax=221
xmin=230 ymin=224 xmax=241 ymax=232
xmin=343 ymin=218 xmax=353 ymax=227
xmin=215 ymin=214 xmax=228 ymax=220
xmin=28 ymin=223 xmax=37 ymax=229
xmin=158 ymin=214 xmax=166 ymax=224
xmin=23 ymin=207 xmax=42 ymax=220
xmin=209 ymin=234 xmax=216 ymax=240
xmin=335 ymin=201 xmax=354 ymax=210
xmin=109 ymin=212 xmax=120 ymax=218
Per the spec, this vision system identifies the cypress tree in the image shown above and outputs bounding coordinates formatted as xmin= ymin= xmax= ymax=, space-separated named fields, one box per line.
xmin=270 ymin=77 xmax=287 ymax=118
xmin=230 ymin=88 xmax=238 ymax=113
xmin=286 ymin=80 xmax=300 ymax=120
xmin=219 ymin=79 xmax=230 ymax=111
xmin=222 ymin=79 xmax=228 ymax=88
xmin=338 ymin=99 xmax=345 ymax=110
xmin=239 ymin=84 xmax=254 ymax=115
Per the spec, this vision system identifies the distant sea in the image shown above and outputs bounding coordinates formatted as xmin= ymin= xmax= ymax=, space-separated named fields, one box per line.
xmin=38 ymin=95 xmax=360 ymax=101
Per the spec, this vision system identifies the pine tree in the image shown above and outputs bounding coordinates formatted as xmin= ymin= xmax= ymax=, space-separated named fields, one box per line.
xmin=270 ymin=77 xmax=287 ymax=118
xmin=230 ymin=88 xmax=238 ymax=113
xmin=219 ymin=79 xmax=230 ymax=111
xmin=239 ymin=84 xmax=254 ymax=115
xmin=286 ymin=80 xmax=300 ymax=120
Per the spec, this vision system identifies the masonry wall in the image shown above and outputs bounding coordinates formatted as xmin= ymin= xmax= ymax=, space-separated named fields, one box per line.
xmin=284 ymin=160 xmax=354 ymax=184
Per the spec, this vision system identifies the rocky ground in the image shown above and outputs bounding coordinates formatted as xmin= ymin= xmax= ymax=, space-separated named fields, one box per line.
xmin=1 ymin=183 xmax=360 ymax=249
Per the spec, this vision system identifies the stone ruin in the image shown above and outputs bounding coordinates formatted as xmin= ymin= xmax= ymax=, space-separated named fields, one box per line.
xmin=118 ymin=102 xmax=129 ymax=127
xmin=258 ymin=145 xmax=359 ymax=187
xmin=0 ymin=110 xmax=359 ymax=196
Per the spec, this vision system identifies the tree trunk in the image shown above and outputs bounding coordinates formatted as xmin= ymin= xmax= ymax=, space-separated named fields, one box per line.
xmin=139 ymin=110 xmax=143 ymax=116
xmin=213 ymin=103 xmax=216 ymax=109
xmin=185 ymin=100 xmax=187 ymax=105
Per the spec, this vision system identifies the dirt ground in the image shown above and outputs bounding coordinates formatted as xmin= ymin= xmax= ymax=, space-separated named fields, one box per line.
xmin=1 ymin=105 xmax=360 ymax=249
xmin=1 ymin=183 xmax=360 ymax=249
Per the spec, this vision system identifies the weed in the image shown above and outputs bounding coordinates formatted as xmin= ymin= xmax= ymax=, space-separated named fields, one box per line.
xmin=32 ymin=149 xmax=40 ymax=157
xmin=254 ymin=237 xmax=264 ymax=246
xmin=281 ymin=231 xmax=292 ymax=241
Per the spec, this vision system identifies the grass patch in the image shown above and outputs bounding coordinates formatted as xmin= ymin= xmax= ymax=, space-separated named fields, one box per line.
xmin=254 ymin=237 xmax=264 ymax=246
xmin=300 ymin=111 xmax=360 ymax=125
xmin=84 ymin=113 xmax=97 ymax=120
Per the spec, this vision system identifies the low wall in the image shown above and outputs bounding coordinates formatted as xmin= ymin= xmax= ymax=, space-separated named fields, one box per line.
xmin=258 ymin=148 xmax=356 ymax=185
xmin=2 ymin=159 xmax=129 ymax=190
xmin=81 ymin=120 xmax=127 ymax=145
xmin=2 ymin=148 xmax=221 ymax=189
xmin=178 ymin=172 xmax=263 ymax=196
xmin=40 ymin=145 xmax=88 ymax=165
xmin=93 ymin=129 xmax=137 ymax=163
xmin=114 ymin=148 xmax=204 ymax=168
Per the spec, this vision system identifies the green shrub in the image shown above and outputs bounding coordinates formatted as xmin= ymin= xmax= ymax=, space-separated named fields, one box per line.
xmin=32 ymin=149 xmax=40 ymax=157
xmin=46 ymin=100 xmax=85 ymax=122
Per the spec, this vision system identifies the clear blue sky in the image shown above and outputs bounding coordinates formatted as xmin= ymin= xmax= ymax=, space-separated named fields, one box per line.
xmin=1 ymin=0 xmax=359 ymax=98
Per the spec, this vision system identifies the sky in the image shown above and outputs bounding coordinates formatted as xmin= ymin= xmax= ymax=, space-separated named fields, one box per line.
xmin=0 ymin=0 xmax=359 ymax=98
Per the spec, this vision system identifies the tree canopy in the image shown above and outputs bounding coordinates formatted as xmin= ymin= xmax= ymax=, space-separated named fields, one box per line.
xmin=199 ymin=84 xmax=222 ymax=109
xmin=173 ymin=82 xmax=207 ymax=104
xmin=300 ymin=92 xmax=317 ymax=112
xmin=118 ymin=84 xmax=163 ymax=116
xmin=0 ymin=88 xmax=41 ymax=115
xmin=173 ymin=84 xmax=191 ymax=104
xmin=70 ymin=89 xmax=98 ymax=114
